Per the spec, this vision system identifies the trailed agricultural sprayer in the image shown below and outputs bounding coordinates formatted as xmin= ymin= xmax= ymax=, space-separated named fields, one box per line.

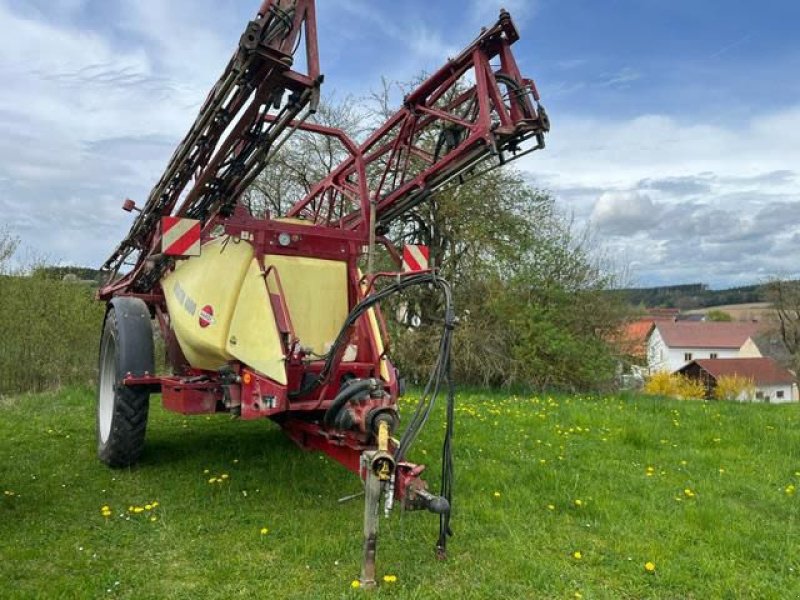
xmin=97 ymin=0 xmax=548 ymax=586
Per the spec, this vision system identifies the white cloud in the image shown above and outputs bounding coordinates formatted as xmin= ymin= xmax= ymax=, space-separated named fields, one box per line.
xmin=519 ymin=105 xmax=800 ymax=285
xmin=590 ymin=191 xmax=661 ymax=234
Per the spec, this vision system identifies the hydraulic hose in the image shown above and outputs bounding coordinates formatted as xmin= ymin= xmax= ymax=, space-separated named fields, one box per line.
xmin=323 ymin=378 xmax=379 ymax=428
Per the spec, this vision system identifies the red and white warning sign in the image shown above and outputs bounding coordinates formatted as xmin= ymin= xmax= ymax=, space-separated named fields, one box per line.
xmin=402 ymin=244 xmax=430 ymax=272
xmin=161 ymin=216 xmax=201 ymax=257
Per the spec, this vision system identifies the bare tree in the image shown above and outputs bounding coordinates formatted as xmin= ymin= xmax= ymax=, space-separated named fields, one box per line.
xmin=766 ymin=278 xmax=800 ymax=357
xmin=0 ymin=227 xmax=19 ymax=273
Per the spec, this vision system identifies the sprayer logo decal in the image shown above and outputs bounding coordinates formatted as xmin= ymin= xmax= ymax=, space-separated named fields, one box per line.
xmin=199 ymin=305 xmax=215 ymax=328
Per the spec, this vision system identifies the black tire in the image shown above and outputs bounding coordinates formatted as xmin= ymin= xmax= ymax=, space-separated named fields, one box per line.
xmin=97 ymin=298 xmax=154 ymax=468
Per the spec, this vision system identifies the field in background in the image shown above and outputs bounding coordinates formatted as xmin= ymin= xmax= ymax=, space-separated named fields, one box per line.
xmin=2 ymin=388 xmax=799 ymax=598
xmin=0 ymin=276 xmax=104 ymax=395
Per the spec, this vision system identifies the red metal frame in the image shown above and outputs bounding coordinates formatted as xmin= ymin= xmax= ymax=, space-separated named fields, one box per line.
xmin=285 ymin=10 xmax=547 ymax=231
xmin=101 ymin=4 xmax=547 ymax=508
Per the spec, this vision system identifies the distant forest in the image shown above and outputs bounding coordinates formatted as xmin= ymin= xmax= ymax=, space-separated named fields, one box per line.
xmin=613 ymin=283 xmax=766 ymax=310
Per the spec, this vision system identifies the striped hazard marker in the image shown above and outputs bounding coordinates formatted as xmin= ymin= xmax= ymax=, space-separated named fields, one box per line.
xmin=402 ymin=244 xmax=429 ymax=272
xmin=161 ymin=217 xmax=201 ymax=257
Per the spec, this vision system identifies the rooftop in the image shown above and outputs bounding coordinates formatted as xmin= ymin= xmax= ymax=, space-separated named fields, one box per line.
xmin=651 ymin=321 xmax=763 ymax=349
xmin=681 ymin=357 xmax=795 ymax=386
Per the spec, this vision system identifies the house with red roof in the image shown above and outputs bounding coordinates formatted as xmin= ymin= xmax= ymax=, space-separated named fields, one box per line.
xmin=646 ymin=321 xmax=763 ymax=373
xmin=678 ymin=357 xmax=798 ymax=403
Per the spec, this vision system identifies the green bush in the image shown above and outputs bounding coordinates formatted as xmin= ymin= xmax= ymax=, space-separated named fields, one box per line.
xmin=0 ymin=275 xmax=104 ymax=395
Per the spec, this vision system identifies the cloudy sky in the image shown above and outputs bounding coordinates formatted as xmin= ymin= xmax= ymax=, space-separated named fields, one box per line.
xmin=1 ymin=0 xmax=798 ymax=287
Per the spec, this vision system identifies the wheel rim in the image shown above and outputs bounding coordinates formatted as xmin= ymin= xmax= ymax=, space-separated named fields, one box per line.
xmin=98 ymin=331 xmax=117 ymax=444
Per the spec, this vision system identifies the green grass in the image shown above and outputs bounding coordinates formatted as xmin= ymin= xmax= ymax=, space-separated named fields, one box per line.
xmin=2 ymin=388 xmax=800 ymax=598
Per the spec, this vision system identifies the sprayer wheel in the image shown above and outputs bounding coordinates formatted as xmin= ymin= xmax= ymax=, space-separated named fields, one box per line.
xmin=97 ymin=301 xmax=153 ymax=468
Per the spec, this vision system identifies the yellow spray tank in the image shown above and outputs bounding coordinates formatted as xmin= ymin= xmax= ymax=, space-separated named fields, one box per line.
xmin=162 ymin=237 xmax=355 ymax=385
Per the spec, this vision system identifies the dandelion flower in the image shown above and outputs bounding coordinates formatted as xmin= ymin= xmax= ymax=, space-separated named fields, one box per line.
xmin=144 ymin=504 xmax=153 ymax=511
xmin=150 ymin=516 xmax=157 ymax=522
xmin=383 ymin=575 xmax=398 ymax=583
xmin=133 ymin=506 xmax=144 ymax=513
xmin=151 ymin=501 xmax=159 ymax=508
xmin=493 ymin=491 xmax=501 ymax=498
xmin=683 ymin=488 xmax=695 ymax=498
xmin=573 ymin=551 xmax=582 ymax=560
xmin=574 ymin=499 xmax=583 ymax=507
xmin=645 ymin=561 xmax=656 ymax=573
xmin=786 ymin=484 xmax=796 ymax=495
xmin=547 ymin=504 xmax=555 ymax=511
xmin=350 ymin=580 xmax=361 ymax=589
xmin=221 ymin=474 xmax=229 ymax=480
xmin=208 ymin=477 xmax=218 ymax=484
xmin=260 ymin=527 xmax=269 ymax=535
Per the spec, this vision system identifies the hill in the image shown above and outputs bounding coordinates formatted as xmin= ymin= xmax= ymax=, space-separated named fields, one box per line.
xmin=616 ymin=283 xmax=767 ymax=311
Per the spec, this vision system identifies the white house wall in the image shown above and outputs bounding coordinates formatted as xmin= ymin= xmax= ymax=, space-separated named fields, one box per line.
xmin=752 ymin=383 xmax=797 ymax=404
xmin=647 ymin=333 xmax=764 ymax=374
xmin=739 ymin=338 xmax=762 ymax=358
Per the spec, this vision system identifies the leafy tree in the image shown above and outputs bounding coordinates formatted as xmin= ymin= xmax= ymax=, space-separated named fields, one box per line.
xmin=706 ymin=309 xmax=733 ymax=322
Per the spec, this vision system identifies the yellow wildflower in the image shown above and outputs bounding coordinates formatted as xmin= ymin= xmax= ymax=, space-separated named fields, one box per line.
xmin=260 ymin=527 xmax=269 ymax=535
xmin=786 ymin=484 xmax=796 ymax=495
xmin=144 ymin=504 xmax=153 ymax=511
xmin=684 ymin=488 xmax=695 ymax=498
xmin=151 ymin=501 xmax=159 ymax=508
xmin=382 ymin=575 xmax=398 ymax=583
xmin=574 ymin=499 xmax=583 ymax=507
xmin=133 ymin=506 xmax=144 ymax=513
xmin=547 ymin=504 xmax=555 ymax=511
xmin=221 ymin=474 xmax=229 ymax=480
xmin=203 ymin=469 xmax=210 ymax=474
xmin=645 ymin=561 xmax=656 ymax=573
xmin=493 ymin=491 xmax=501 ymax=498
xmin=350 ymin=580 xmax=361 ymax=589
xmin=573 ymin=551 xmax=582 ymax=560
xmin=208 ymin=477 xmax=218 ymax=484
xmin=150 ymin=516 xmax=158 ymax=522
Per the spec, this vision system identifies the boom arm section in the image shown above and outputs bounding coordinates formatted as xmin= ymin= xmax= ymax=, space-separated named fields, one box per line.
xmin=285 ymin=10 xmax=549 ymax=233
xmin=100 ymin=0 xmax=321 ymax=298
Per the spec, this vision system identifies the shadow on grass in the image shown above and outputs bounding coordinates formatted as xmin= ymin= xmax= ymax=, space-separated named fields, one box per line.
xmin=139 ymin=419 xmax=301 ymax=468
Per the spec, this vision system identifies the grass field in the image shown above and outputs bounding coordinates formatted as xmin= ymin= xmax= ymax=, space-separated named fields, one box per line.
xmin=2 ymin=387 xmax=800 ymax=599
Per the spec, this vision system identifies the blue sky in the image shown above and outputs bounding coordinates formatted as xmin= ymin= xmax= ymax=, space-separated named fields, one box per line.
xmin=1 ymin=0 xmax=798 ymax=287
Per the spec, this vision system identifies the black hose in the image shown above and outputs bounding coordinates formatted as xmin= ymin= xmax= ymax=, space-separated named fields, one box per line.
xmin=323 ymin=378 xmax=378 ymax=428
